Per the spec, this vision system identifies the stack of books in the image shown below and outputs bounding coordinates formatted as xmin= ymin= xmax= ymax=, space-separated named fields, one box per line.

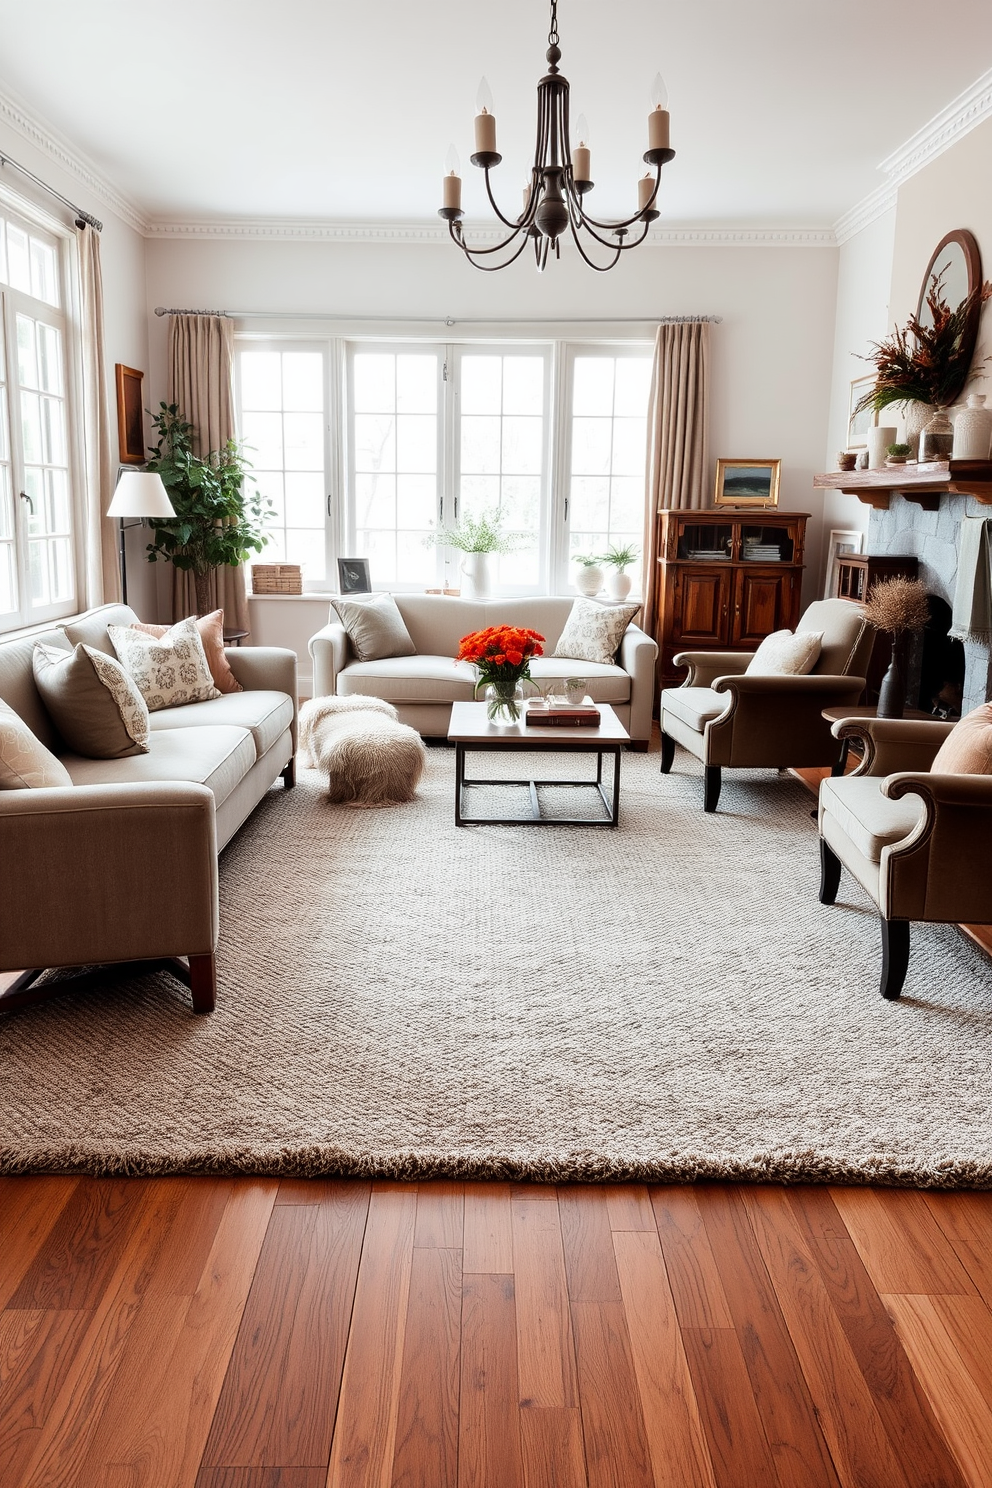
xmin=525 ymin=698 xmax=601 ymax=728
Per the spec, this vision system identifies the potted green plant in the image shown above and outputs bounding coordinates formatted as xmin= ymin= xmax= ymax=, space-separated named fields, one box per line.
xmin=437 ymin=508 xmax=518 ymax=599
xmin=885 ymin=442 xmax=911 ymax=467
xmin=144 ymin=404 xmax=272 ymax=616
xmin=572 ymin=553 xmax=605 ymax=597
xmin=600 ymin=542 xmax=639 ymax=600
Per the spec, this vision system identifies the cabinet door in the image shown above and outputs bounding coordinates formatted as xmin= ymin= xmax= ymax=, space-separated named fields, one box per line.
xmin=672 ymin=568 xmax=732 ymax=646
xmin=731 ymin=568 xmax=798 ymax=646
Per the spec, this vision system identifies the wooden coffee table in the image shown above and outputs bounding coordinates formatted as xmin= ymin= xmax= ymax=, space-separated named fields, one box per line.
xmin=447 ymin=701 xmax=629 ymax=827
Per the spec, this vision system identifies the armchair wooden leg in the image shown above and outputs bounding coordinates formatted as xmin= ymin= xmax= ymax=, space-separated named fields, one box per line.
xmin=819 ymin=839 xmax=842 ymax=905
xmin=660 ymin=732 xmax=675 ymax=774
xmin=186 ymin=954 xmax=217 ymax=1014
xmin=880 ymin=919 xmax=910 ymax=1000
xmin=704 ymin=765 xmax=722 ymax=813
xmin=281 ymin=758 xmax=296 ymax=789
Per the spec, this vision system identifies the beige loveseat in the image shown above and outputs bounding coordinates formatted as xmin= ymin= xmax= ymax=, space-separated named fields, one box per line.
xmin=308 ymin=594 xmax=658 ymax=747
xmin=0 ymin=603 xmax=297 ymax=1013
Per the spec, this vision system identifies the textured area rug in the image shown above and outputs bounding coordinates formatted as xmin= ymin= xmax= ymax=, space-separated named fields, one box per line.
xmin=3 ymin=746 xmax=992 ymax=1185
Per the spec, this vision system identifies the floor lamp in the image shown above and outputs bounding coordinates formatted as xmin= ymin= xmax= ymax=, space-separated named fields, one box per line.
xmin=107 ymin=471 xmax=175 ymax=605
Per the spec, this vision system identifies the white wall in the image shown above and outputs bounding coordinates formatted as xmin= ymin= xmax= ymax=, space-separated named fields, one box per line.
xmin=0 ymin=119 xmax=154 ymax=617
xmin=144 ymin=233 xmax=840 ymax=667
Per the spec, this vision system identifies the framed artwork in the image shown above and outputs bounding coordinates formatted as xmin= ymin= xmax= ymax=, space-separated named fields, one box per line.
xmin=115 ymin=364 xmax=145 ymax=465
xmin=823 ymin=529 xmax=864 ymax=599
xmin=337 ymin=557 xmax=372 ymax=594
xmin=713 ymin=458 xmax=781 ymax=509
xmin=848 ymin=375 xmax=877 ymax=449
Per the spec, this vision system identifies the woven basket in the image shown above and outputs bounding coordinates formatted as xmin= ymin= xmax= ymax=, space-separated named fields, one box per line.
xmin=251 ymin=564 xmax=303 ymax=595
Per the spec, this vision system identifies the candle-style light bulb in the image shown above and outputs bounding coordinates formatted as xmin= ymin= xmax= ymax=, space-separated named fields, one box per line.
xmin=444 ymin=145 xmax=460 ymax=176
xmin=650 ymin=74 xmax=669 ymax=111
xmin=474 ymin=77 xmax=497 ymax=155
xmin=442 ymin=146 xmax=462 ymax=210
xmin=648 ymin=74 xmax=670 ymax=152
xmin=572 ymin=114 xmax=591 ymax=183
xmin=476 ymin=77 xmax=494 ymax=115
xmin=575 ymin=114 xmax=590 ymax=147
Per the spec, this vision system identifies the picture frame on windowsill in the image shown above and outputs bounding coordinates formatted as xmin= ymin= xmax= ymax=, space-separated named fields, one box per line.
xmin=337 ymin=558 xmax=372 ymax=594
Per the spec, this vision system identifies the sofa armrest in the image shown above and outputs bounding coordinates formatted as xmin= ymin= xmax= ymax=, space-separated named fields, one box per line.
xmin=618 ymin=624 xmax=659 ymax=743
xmin=671 ymin=650 xmax=753 ymax=687
xmin=0 ymin=782 xmax=218 ymax=973
xmin=225 ymin=645 xmax=298 ymax=748
xmin=878 ymin=771 xmax=992 ymax=923
xmin=832 ymin=716 xmax=956 ymax=777
xmin=309 ymin=622 xmax=350 ymax=700
xmin=714 ymin=672 xmax=865 ymax=698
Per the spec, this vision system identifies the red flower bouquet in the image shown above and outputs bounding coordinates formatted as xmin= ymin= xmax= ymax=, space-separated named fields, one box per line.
xmin=457 ymin=625 xmax=545 ymax=723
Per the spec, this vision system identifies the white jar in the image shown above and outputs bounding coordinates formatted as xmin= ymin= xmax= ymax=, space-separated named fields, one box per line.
xmin=952 ymin=394 xmax=992 ymax=461
xmin=575 ymin=563 xmax=604 ymax=597
xmin=867 ymin=425 xmax=897 ymax=470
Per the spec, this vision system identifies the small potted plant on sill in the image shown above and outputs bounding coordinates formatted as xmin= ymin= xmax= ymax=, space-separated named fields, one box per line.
xmin=601 ymin=542 xmax=639 ymax=600
xmin=437 ymin=508 xmax=519 ymax=600
xmin=885 ymin=442 xmax=911 ymax=467
xmin=572 ymin=553 xmax=605 ymax=597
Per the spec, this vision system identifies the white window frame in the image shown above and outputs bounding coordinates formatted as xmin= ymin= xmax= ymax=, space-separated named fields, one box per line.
xmin=0 ymin=191 xmax=84 ymax=633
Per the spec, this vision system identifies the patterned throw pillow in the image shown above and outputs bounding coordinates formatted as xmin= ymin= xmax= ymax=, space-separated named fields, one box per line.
xmin=131 ymin=610 xmax=242 ymax=694
xmin=553 ymin=599 xmax=641 ymax=666
xmin=0 ymin=698 xmax=73 ymax=788
xmin=744 ymin=629 xmax=823 ymax=676
xmin=32 ymin=643 xmax=149 ymax=758
xmin=108 ymin=616 xmax=222 ymax=711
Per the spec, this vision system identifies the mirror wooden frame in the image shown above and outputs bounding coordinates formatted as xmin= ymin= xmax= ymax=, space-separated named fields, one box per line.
xmin=916 ymin=229 xmax=983 ymax=406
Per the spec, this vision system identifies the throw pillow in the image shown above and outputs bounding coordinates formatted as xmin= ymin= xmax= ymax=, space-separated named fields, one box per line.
xmin=552 ymin=599 xmax=641 ymax=666
xmin=132 ymin=610 xmax=242 ymax=694
xmin=931 ymin=703 xmax=992 ymax=774
xmin=108 ymin=616 xmax=222 ymax=711
xmin=32 ymin=643 xmax=150 ymax=758
xmin=745 ymin=629 xmax=823 ymax=677
xmin=0 ymin=699 xmax=72 ymax=788
xmin=331 ymin=592 xmax=417 ymax=663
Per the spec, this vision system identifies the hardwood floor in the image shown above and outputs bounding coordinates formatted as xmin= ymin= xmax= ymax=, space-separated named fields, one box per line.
xmin=2 ymin=1176 xmax=992 ymax=1486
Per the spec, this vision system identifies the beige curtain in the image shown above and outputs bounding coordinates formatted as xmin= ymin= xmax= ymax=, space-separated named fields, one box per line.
xmin=167 ymin=313 xmax=250 ymax=633
xmin=77 ymin=224 xmax=119 ymax=606
xmin=640 ymin=320 xmax=710 ymax=642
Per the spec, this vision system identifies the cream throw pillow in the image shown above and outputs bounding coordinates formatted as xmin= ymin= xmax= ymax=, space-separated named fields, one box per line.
xmin=0 ymin=698 xmax=72 ymax=788
xmin=132 ymin=610 xmax=242 ymax=694
xmin=553 ymin=599 xmax=641 ymax=666
xmin=331 ymin=593 xmax=417 ymax=663
xmin=33 ymin=643 xmax=150 ymax=758
xmin=109 ymin=616 xmax=221 ymax=711
xmin=745 ymin=629 xmax=823 ymax=676
xmin=931 ymin=703 xmax=992 ymax=774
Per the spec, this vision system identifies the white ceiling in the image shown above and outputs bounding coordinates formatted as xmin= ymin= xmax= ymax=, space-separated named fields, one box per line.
xmin=1 ymin=0 xmax=991 ymax=230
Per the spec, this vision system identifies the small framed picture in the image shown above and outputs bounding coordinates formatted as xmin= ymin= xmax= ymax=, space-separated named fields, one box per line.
xmin=848 ymin=375 xmax=877 ymax=449
xmin=823 ymin=529 xmax=864 ymax=599
xmin=115 ymin=364 xmax=145 ymax=465
xmin=713 ymin=459 xmax=781 ymax=509
xmin=337 ymin=557 xmax=372 ymax=594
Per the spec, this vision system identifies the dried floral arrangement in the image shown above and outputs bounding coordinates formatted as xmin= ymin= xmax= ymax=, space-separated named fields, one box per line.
xmin=863 ymin=576 xmax=930 ymax=634
xmin=854 ymin=276 xmax=992 ymax=417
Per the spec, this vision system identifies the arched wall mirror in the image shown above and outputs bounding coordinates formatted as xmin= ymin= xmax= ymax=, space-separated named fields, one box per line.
xmin=916 ymin=228 xmax=983 ymax=404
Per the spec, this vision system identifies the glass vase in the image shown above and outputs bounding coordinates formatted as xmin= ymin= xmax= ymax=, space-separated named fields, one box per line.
xmin=484 ymin=681 xmax=524 ymax=725
xmin=919 ymin=408 xmax=954 ymax=463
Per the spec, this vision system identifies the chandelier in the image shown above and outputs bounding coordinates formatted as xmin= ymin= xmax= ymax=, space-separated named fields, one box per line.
xmin=438 ymin=0 xmax=674 ymax=272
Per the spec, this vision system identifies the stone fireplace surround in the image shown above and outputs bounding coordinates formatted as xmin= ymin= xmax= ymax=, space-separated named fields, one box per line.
xmin=868 ymin=493 xmax=992 ymax=714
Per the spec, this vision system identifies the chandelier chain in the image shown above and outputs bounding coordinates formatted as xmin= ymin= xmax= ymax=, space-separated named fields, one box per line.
xmin=548 ymin=0 xmax=559 ymax=48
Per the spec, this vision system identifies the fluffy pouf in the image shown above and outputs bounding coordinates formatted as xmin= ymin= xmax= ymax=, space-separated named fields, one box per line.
xmin=298 ymin=695 xmax=426 ymax=807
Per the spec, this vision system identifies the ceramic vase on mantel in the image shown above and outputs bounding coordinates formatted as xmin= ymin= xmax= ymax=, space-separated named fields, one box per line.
xmin=902 ymin=400 xmax=931 ymax=462
xmin=876 ymin=631 xmax=910 ymax=719
xmin=953 ymin=394 xmax=992 ymax=461
xmin=460 ymin=551 xmax=493 ymax=600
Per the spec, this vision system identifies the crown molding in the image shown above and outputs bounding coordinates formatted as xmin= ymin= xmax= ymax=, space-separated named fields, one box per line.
xmin=0 ymin=85 xmax=148 ymax=234
xmin=833 ymin=182 xmax=898 ymax=246
xmin=144 ymin=216 xmax=836 ymax=247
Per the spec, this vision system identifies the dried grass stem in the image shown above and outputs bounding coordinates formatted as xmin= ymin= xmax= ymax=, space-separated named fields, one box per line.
xmin=863 ymin=576 xmax=930 ymax=634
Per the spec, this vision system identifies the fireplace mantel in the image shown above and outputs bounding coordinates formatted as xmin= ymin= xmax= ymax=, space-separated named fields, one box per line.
xmin=813 ymin=459 xmax=992 ymax=511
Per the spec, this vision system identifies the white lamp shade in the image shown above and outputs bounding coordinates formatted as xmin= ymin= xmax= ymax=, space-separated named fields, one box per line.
xmin=107 ymin=471 xmax=176 ymax=519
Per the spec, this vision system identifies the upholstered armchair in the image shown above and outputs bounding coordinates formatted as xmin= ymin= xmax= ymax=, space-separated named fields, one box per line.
xmin=660 ymin=599 xmax=873 ymax=811
xmin=818 ymin=714 xmax=992 ymax=999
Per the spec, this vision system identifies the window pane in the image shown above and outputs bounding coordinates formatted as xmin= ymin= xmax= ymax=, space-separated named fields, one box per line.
xmin=255 ymin=471 xmax=285 ymax=523
xmin=396 ymin=414 xmax=437 ymax=474
xmin=38 ymin=324 xmax=63 ymax=394
xmin=501 ymin=417 xmax=542 ymax=474
xmin=283 ymin=411 xmax=324 ymax=471
xmin=356 ymin=473 xmax=396 ymax=529
xmin=396 ymin=530 xmax=435 ymax=584
xmin=502 ymin=357 xmax=543 ymax=415
xmin=614 ymin=359 xmax=651 ymax=415
xmin=611 ymin=417 xmax=646 ymax=476
xmin=570 ymin=476 xmax=610 ymax=528
xmin=571 ymin=417 xmax=612 ymax=475
xmin=241 ymin=352 xmax=282 ymax=410
xmin=610 ymin=476 xmax=645 ymax=530
xmin=0 ymin=542 xmax=15 ymax=615
xmin=397 ymin=474 xmax=436 ymax=529
xmin=353 ymin=354 xmax=395 ymax=413
xmin=572 ymin=358 xmax=614 ymax=415
xmin=460 ymin=356 xmax=502 ymax=415
xmin=285 ymin=529 xmax=324 ymax=567
xmin=282 ymin=353 xmax=324 ymax=411
xmin=16 ymin=316 xmax=38 ymax=389
xmin=241 ymin=411 xmax=283 ymax=469
xmin=354 ymin=413 xmax=396 ymax=473
xmin=396 ymin=355 xmax=437 ymax=413
xmin=460 ymin=415 xmax=501 ymax=474
xmin=284 ymin=471 xmax=324 ymax=526
xmin=566 ymin=354 xmax=651 ymax=588
xmin=6 ymin=224 xmax=31 ymax=294
xmin=30 ymin=237 xmax=60 ymax=307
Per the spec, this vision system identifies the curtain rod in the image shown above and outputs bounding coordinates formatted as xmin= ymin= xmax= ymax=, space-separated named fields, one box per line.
xmin=0 ymin=152 xmax=102 ymax=231
xmin=154 ymin=307 xmax=721 ymax=325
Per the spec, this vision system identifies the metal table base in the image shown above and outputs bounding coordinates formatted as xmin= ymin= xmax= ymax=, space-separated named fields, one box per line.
xmin=454 ymin=742 xmax=622 ymax=827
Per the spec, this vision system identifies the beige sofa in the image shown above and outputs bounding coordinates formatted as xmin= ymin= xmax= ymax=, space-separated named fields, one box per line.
xmin=308 ymin=594 xmax=658 ymax=747
xmin=0 ymin=603 xmax=297 ymax=1013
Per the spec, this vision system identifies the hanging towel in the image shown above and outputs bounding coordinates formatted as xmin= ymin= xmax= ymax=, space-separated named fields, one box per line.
xmin=949 ymin=515 xmax=992 ymax=644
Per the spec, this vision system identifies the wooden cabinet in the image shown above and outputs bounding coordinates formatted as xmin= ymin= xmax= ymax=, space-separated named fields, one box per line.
xmin=655 ymin=510 xmax=808 ymax=685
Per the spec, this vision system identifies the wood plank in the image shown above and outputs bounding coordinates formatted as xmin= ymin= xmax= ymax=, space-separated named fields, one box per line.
xmin=922 ymin=1189 xmax=992 ymax=1245
xmin=203 ymin=1181 xmax=370 ymax=1469
xmin=612 ymin=1230 xmax=716 ymax=1488
xmin=457 ymin=1274 xmax=523 ymax=1488
xmin=196 ymin=1470 xmax=328 ymax=1487
xmin=680 ymin=1328 xmax=781 ymax=1488
xmin=510 ymin=1191 xmax=577 ymax=1409
xmin=151 ymin=1179 xmax=235 ymax=1298
xmin=275 ymin=1181 xmax=329 ymax=1205
xmin=0 ymin=1176 xmax=79 ymax=1309
xmin=413 ymin=1182 xmax=464 ymax=1250
xmin=463 ymin=1183 xmax=513 ymax=1274
xmin=786 ymin=1189 xmax=967 ymax=1488
xmin=830 ymin=1188 xmax=977 ymax=1296
xmin=650 ymin=1187 xmax=733 ymax=1330
xmin=604 ymin=1185 xmax=656 ymax=1233
xmin=884 ymin=1293 xmax=992 ymax=1488
xmin=700 ymin=1188 xmax=841 ymax=1488
xmin=326 ymin=1183 xmax=417 ymax=1488
xmin=518 ymin=1408 xmax=586 ymax=1488
xmin=390 ymin=1247 xmax=461 ymax=1488
xmin=570 ymin=1300 xmax=654 ymax=1488
xmin=0 ymin=1309 xmax=92 ymax=1487
xmin=744 ymin=1187 xmax=913 ymax=1488
xmin=558 ymin=1186 xmax=622 ymax=1303
xmin=8 ymin=1178 xmax=141 ymax=1311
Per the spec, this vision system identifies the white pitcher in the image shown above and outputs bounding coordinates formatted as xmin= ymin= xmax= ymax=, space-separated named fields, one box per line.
xmin=460 ymin=551 xmax=492 ymax=599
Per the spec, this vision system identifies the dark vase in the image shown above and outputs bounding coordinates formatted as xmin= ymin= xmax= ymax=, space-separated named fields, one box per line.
xmin=876 ymin=631 xmax=910 ymax=718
